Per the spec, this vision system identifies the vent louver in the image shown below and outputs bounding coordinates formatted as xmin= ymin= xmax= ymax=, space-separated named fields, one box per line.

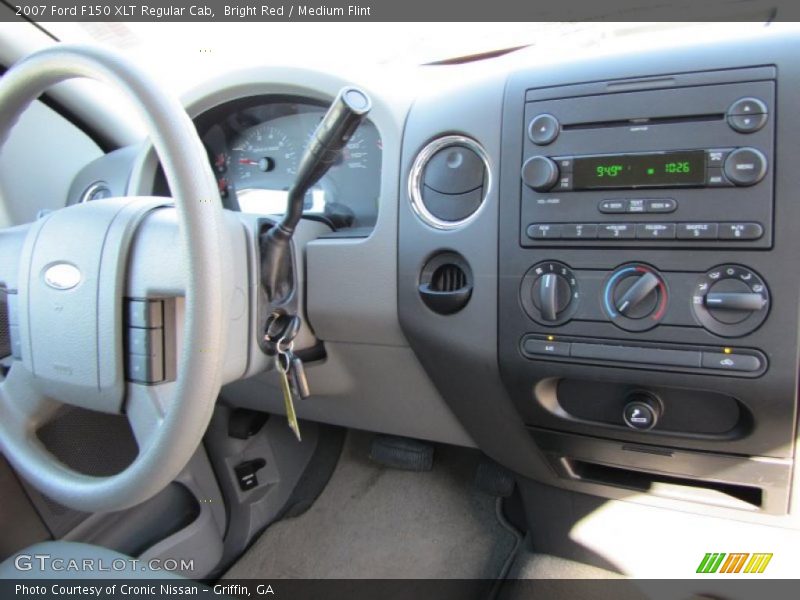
xmin=431 ymin=264 xmax=468 ymax=292
xmin=418 ymin=252 xmax=473 ymax=315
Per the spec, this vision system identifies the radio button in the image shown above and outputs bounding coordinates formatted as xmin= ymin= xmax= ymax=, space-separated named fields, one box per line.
xmin=727 ymin=98 xmax=768 ymax=133
xmin=723 ymin=148 xmax=767 ymax=187
xmin=627 ymin=199 xmax=646 ymax=213
xmin=528 ymin=114 xmax=560 ymax=145
xmin=561 ymin=224 xmax=598 ymax=239
xmin=526 ymin=223 xmax=562 ymax=240
xmin=677 ymin=223 xmax=718 ymax=240
xmin=706 ymin=167 xmax=733 ymax=187
xmin=555 ymin=173 xmax=573 ymax=191
xmin=728 ymin=113 xmax=768 ymax=133
xmin=729 ymin=97 xmax=768 ymax=116
xmin=553 ymin=156 xmax=573 ymax=172
xmin=645 ymin=199 xmax=677 ymax=213
xmin=598 ymin=224 xmax=635 ymax=239
xmin=718 ymin=222 xmax=763 ymax=240
xmin=706 ymin=149 xmax=733 ymax=167
xmin=636 ymin=223 xmax=676 ymax=240
xmin=598 ymin=199 xmax=627 ymax=213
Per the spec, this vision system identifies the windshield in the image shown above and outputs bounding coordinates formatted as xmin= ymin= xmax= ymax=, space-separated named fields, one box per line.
xmin=37 ymin=21 xmax=768 ymax=94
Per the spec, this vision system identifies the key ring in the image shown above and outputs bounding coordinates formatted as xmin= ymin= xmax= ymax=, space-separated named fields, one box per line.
xmin=276 ymin=337 xmax=294 ymax=356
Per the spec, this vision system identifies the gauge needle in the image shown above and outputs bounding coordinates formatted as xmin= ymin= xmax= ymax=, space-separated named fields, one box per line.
xmin=239 ymin=158 xmax=259 ymax=165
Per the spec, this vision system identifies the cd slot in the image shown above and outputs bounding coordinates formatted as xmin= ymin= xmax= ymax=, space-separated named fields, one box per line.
xmin=563 ymin=113 xmax=724 ymax=132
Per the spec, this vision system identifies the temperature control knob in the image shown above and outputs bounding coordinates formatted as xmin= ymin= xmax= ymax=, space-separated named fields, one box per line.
xmin=692 ymin=265 xmax=769 ymax=337
xmin=520 ymin=261 xmax=579 ymax=326
xmin=521 ymin=156 xmax=559 ymax=192
xmin=603 ymin=264 xmax=668 ymax=332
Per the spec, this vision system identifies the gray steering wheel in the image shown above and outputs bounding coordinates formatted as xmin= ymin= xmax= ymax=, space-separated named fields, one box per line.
xmin=0 ymin=45 xmax=228 ymax=512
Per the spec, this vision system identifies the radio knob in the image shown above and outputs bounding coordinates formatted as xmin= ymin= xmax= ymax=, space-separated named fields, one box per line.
xmin=723 ymin=147 xmax=767 ymax=186
xmin=521 ymin=156 xmax=559 ymax=192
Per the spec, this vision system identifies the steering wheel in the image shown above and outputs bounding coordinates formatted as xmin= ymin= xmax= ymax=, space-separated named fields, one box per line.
xmin=0 ymin=46 xmax=228 ymax=512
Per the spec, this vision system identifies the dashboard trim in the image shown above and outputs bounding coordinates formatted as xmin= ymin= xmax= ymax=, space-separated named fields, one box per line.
xmin=407 ymin=134 xmax=492 ymax=230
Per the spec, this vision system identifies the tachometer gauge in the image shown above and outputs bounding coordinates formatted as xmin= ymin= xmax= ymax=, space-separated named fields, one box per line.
xmin=230 ymin=124 xmax=298 ymax=186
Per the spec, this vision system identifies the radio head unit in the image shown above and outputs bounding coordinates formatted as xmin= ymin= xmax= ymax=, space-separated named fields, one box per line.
xmin=519 ymin=79 xmax=775 ymax=248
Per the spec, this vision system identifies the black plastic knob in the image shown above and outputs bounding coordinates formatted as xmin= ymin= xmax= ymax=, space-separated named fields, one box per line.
xmin=723 ymin=147 xmax=767 ymax=187
xmin=521 ymin=156 xmax=559 ymax=192
xmin=691 ymin=265 xmax=770 ymax=337
xmin=532 ymin=273 xmax=571 ymax=321
xmin=704 ymin=279 xmax=767 ymax=325
xmin=603 ymin=264 xmax=667 ymax=332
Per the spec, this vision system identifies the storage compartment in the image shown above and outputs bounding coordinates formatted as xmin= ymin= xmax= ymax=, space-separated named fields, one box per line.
xmin=564 ymin=459 xmax=762 ymax=511
xmin=532 ymin=429 xmax=791 ymax=515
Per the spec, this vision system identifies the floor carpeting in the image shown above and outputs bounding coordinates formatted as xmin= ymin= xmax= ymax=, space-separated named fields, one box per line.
xmin=224 ymin=432 xmax=517 ymax=579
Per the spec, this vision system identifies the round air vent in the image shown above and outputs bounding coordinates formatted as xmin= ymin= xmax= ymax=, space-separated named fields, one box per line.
xmin=409 ymin=136 xmax=490 ymax=229
xmin=418 ymin=252 xmax=473 ymax=315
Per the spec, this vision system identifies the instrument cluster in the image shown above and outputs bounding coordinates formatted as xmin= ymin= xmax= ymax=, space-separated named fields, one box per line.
xmin=196 ymin=96 xmax=382 ymax=230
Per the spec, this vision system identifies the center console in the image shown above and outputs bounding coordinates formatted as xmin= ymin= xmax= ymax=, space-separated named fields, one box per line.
xmin=398 ymin=33 xmax=800 ymax=524
xmin=498 ymin=65 xmax=798 ymax=516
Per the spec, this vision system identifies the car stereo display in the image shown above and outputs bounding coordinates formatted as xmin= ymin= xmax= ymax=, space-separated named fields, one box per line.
xmin=572 ymin=150 xmax=706 ymax=189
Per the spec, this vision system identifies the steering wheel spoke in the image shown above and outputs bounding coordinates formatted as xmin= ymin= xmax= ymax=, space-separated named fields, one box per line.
xmin=0 ymin=367 xmax=61 ymax=430
xmin=124 ymin=381 xmax=175 ymax=452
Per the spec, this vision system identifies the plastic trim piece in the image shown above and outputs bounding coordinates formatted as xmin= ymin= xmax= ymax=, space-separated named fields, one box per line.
xmin=408 ymin=135 xmax=491 ymax=230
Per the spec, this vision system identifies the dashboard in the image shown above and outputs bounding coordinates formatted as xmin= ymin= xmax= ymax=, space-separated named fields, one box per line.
xmin=63 ymin=28 xmax=800 ymax=531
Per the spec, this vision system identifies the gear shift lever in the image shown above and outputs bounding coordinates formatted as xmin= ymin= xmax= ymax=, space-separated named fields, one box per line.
xmin=260 ymin=86 xmax=372 ymax=303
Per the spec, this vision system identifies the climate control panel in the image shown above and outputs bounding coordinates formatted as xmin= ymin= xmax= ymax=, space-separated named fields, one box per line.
xmin=518 ymin=261 xmax=770 ymax=340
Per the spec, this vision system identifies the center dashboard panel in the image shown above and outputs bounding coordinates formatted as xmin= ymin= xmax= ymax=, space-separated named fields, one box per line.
xmin=496 ymin=61 xmax=800 ymax=517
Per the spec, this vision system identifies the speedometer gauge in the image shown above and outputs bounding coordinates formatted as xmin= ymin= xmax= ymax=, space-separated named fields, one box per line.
xmin=302 ymin=127 xmax=375 ymax=170
xmin=230 ymin=124 xmax=298 ymax=187
xmin=342 ymin=132 xmax=372 ymax=169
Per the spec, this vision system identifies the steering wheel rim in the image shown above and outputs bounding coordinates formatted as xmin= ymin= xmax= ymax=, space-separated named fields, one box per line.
xmin=0 ymin=45 xmax=227 ymax=512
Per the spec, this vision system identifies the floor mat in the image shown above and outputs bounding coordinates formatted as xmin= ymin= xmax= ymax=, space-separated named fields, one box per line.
xmin=224 ymin=432 xmax=517 ymax=579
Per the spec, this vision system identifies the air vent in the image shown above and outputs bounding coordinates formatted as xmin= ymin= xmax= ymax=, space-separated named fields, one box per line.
xmin=409 ymin=136 xmax=490 ymax=229
xmin=419 ymin=252 xmax=473 ymax=315
xmin=430 ymin=263 xmax=468 ymax=293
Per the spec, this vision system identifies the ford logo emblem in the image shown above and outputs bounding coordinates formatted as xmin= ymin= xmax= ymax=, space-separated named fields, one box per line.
xmin=43 ymin=263 xmax=82 ymax=290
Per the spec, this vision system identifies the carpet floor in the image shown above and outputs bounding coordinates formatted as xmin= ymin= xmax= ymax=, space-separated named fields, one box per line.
xmin=224 ymin=432 xmax=517 ymax=579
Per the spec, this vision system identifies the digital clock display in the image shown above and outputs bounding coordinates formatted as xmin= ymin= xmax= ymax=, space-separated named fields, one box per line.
xmin=572 ymin=150 xmax=706 ymax=189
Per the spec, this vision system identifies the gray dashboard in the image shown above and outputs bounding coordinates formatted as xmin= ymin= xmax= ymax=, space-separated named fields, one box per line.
xmin=65 ymin=30 xmax=800 ymax=526
xmin=398 ymin=30 xmax=800 ymax=524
